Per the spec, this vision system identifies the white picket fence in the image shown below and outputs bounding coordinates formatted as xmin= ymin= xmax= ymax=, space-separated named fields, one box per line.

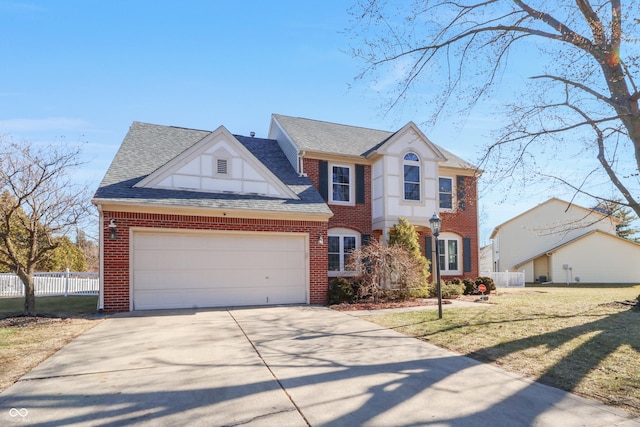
xmin=482 ymin=271 xmax=525 ymax=288
xmin=0 ymin=270 xmax=99 ymax=297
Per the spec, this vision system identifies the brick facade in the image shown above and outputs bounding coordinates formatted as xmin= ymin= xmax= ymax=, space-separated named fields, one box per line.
xmin=303 ymin=158 xmax=372 ymax=234
xmin=439 ymin=175 xmax=479 ymax=279
xmin=102 ymin=211 xmax=328 ymax=312
xmin=304 ymin=157 xmax=480 ymax=281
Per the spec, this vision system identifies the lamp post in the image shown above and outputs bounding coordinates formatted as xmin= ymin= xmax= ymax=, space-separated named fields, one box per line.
xmin=429 ymin=213 xmax=442 ymax=319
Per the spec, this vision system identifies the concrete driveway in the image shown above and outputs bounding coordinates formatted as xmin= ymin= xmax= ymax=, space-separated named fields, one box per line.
xmin=0 ymin=306 xmax=638 ymax=426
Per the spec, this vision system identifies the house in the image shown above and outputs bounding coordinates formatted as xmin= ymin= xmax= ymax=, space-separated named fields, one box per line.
xmin=489 ymin=198 xmax=640 ymax=283
xmin=93 ymin=114 xmax=480 ymax=312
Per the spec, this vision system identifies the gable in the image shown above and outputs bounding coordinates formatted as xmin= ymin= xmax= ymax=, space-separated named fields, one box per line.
xmin=490 ymin=198 xmax=617 ymax=239
xmin=514 ymin=230 xmax=640 ymax=269
xmin=135 ymin=126 xmax=298 ymax=199
xmin=371 ymin=122 xmax=447 ymax=162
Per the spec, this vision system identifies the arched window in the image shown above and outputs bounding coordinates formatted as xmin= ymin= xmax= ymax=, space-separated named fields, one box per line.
xmin=403 ymin=152 xmax=421 ymax=201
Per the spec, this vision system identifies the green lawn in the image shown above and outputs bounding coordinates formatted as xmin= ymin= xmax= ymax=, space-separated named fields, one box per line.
xmin=362 ymin=285 xmax=640 ymax=415
xmin=0 ymin=295 xmax=99 ymax=318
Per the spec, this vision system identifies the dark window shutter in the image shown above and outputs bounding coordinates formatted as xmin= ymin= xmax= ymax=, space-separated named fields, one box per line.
xmin=457 ymin=175 xmax=466 ymax=211
xmin=463 ymin=237 xmax=472 ymax=272
xmin=361 ymin=233 xmax=371 ymax=246
xmin=319 ymin=160 xmax=328 ymax=201
xmin=356 ymin=164 xmax=365 ymax=204
xmin=425 ymin=236 xmax=433 ymax=273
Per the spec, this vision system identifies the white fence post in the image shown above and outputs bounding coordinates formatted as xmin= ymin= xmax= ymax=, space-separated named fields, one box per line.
xmin=0 ymin=272 xmax=98 ymax=297
xmin=65 ymin=268 xmax=70 ymax=297
xmin=482 ymin=271 xmax=525 ymax=288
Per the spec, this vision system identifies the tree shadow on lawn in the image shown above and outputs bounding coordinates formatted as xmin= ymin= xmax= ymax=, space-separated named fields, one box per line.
xmin=466 ymin=306 xmax=640 ymax=410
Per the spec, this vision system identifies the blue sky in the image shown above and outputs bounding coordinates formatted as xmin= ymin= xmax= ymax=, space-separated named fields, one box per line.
xmin=0 ymin=1 xmax=577 ymax=243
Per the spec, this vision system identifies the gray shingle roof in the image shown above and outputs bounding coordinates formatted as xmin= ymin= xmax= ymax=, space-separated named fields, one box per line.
xmin=273 ymin=114 xmax=393 ymax=157
xmin=93 ymin=121 xmax=332 ymax=217
xmin=272 ymin=114 xmax=477 ymax=169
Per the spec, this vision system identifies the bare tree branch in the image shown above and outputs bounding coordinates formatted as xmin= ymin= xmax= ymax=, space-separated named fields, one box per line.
xmin=0 ymin=137 xmax=92 ymax=315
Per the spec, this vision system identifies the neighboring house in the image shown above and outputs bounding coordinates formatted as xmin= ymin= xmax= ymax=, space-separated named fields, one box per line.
xmin=93 ymin=114 xmax=480 ymax=312
xmin=479 ymin=244 xmax=493 ymax=274
xmin=489 ymin=198 xmax=640 ymax=283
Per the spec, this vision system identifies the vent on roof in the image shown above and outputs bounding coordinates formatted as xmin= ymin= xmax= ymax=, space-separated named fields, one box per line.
xmin=250 ymin=131 xmax=255 ymax=137
xmin=217 ymin=158 xmax=228 ymax=175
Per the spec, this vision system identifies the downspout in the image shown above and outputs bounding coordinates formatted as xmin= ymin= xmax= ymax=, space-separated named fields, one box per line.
xmin=298 ymin=151 xmax=306 ymax=177
xmin=96 ymin=204 xmax=104 ymax=310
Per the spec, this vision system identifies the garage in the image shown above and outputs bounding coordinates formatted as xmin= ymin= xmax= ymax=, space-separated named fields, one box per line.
xmin=131 ymin=230 xmax=309 ymax=310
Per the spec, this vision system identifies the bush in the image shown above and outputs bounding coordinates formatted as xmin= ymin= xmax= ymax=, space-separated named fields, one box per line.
xmin=462 ymin=278 xmax=476 ymax=295
xmin=347 ymin=239 xmax=428 ymax=303
xmin=475 ymin=276 xmax=496 ymax=292
xmin=442 ymin=281 xmax=464 ymax=298
xmin=427 ymin=281 xmax=464 ymax=299
xmin=327 ymin=277 xmax=355 ymax=304
xmin=408 ymin=284 xmax=431 ymax=299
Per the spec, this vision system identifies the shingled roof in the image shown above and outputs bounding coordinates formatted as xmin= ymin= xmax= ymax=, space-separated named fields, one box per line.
xmin=93 ymin=121 xmax=332 ymax=217
xmin=272 ymin=114 xmax=477 ymax=169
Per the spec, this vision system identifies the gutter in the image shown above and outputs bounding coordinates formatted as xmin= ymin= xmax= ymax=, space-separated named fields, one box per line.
xmin=96 ymin=204 xmax=104 ymax=311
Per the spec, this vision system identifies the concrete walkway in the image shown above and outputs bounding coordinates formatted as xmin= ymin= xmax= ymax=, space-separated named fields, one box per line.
xmin=0 ymin=306 xmax=638 ymax=426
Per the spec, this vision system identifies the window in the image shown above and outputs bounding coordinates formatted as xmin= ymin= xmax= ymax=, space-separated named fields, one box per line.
xmin=439 ymin=177 xmax=453 ymax=209
xmin=403 ymin=152 xmax=420 ymax=201
xmin=328 ymin=229 xmax=359 ymax=275
xmin=437 ymin=233 xmax=461 ymax=274
xmin=330 ymin=164 xmax=353 ymax=204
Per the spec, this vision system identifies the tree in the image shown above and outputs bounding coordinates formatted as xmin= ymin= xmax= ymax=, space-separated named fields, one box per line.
xmin=615 ymin=207 xmax=640 ymax=241
xmin=593 ymin=199 xmax=640 ymax=241
xmin=347 ymin=238 xmax=427 ymax=302
xmin=388 ymin=217 xmax=430 ymax=283
xmin=350 ymin=1 xmax=640 ymax=217
xmin=76 ymin=229 xmax=99 ymax=272
xmin=0 ymin=136 xmax=92 ymax=316
xmin=39 ymin=236 xmax=88 ymax=272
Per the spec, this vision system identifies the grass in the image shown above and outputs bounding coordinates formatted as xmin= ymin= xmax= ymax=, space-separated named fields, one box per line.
xmin=0 ymin=295 xmax=100 ymax=317
xmin=362 ymin=285 xmax=640 ymax=416
xmin=0 ymin=296 xmax=102 ymax=392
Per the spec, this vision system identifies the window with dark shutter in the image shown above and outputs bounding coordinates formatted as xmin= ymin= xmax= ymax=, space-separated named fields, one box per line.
xmin=356 ymin=164 xmax=365 ymax=204
xmin=463 ymin=237 xmax=472 ymax=272
xmin=457 ymin=176 xmax=466 ymax=211
xmin=319 ymin=160 xmax=328 ymax=201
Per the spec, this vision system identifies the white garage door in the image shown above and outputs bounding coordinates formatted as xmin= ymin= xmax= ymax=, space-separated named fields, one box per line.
xmin=132 ymin=230 xmax=308 ymax=310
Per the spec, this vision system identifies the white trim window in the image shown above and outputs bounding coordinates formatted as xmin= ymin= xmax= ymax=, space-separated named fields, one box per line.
xmin=328 ymin=228 xmax=360 ymax=275
xmin=437 ymin=233 xmax=461 ymax=275
xmin=330 ymin=164 xmax=354 ymax=205
xmin=439 ymin=177 xmax=454 ymax=210
xmin=403 ymin=152 xmax=421 ymax=201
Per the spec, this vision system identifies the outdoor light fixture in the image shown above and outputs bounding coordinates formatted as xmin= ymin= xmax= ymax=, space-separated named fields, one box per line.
xmin=429 ymin=213 xmax=443 ymax=319
xmin=108 ymin=219 xmax=117 ymax=240
xmin=318 ymin=234 xmax=324 ymax=245
xmin=429 ymin=212 xmax=441 ymax=237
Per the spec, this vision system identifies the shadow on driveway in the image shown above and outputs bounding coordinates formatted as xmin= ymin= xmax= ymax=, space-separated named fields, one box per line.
xmin=0 ymin=306 xmax=636 ymax=426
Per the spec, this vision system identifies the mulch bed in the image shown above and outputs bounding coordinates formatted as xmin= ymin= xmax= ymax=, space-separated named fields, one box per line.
xmin=330 ymin=298 xmax=453 ymax=311
xmin=0 ymin=316 xmax=68 ymax=328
